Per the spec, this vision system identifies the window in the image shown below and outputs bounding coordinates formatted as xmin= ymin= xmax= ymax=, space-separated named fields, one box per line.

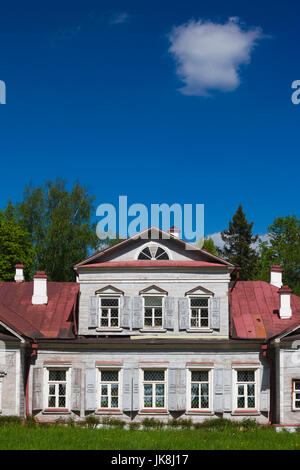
xmin=99 ymin=297 xmax=119 ymax=328
xmin=47 ymin=369 xmax=68 ymax=409
xmin=138 ymin=245 xmax=169 ymax=260
xmin=189 ymin=297 xmax=209 ymax=328
xmin=292 ymin=380 xmax=300 ymax=410
xmin=236 ymin=370 xmax=256 ymax=410
xmin=189 ymin=370 xmax=210 ymax=410
xmin=142 ymin=370 xmax=166 ymax=409
xmin=144 ymin=296 xmax=163 ymax=328
xmin=99 ymin=370 xmax=120 ymax=409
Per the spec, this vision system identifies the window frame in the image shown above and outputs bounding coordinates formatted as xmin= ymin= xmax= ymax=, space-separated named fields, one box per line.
xmin=136 ymin=243 xmax=171 ymax=261
xmin=292 ymin=380 xmax=300 ymax=411
xmin=233 ymin=367 xmax=259 ymax=412
xmin=140 ymin=368 xmax=167 ymax=411
xmin=44 ymin=366 xmax=71 ymax=411
xmin=97 ymin=367 xmax=122 ymax=411
xmin=187 ymin=294 xmax=211 ymax=330
xmin=98 ymin=294 xmax=121 ymax=330
xmin=187 ymin=367 xmax=213 ymax=412
xmin=142 ymin=294 xmax=166 ymax=330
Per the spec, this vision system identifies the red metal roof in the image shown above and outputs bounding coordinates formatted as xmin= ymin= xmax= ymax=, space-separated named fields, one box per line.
xmin=79 ymin=260 xmax=227 ymax=268
xmin=230 ymin=281 xmax=300 ymax=339
xmin=0 ymin=282 xmax=78 ymax=339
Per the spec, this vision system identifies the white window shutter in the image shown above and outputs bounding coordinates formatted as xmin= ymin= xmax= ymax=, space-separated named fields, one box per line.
xmin=223 ymin=369 xmax=232 ymax=411
xmin=177 ymin=368 xmax=186 ymax=410
xmin=210 ymin=297 xmax=220 ymax=330
xmin=71 ymin=368 xmax=81 ymax=411
xmin=132 ymin=368 xmax=140 ymax=411
xmin=163 ymin=297 xmax=174 ymax=330
xmin=132 ymin=297 xmax=143 ymax=329
xmin=168 ymin=368 xmax=177 ymax=411
xmin=88 ymin=296 xmax=99 ymax=328
xmin=32 ymin=367 xmax=43 ymax=410
xmin=213 ymin=369 xmax=223 ymax=412
xmin=120 ymin=296 xmax=131 ymax=329
xmin=178 ymin=298 xmax=189 ymax=330
xmin=85 ymin=368 xmax=96 ymax=410
xmin=123 ymin=368 xmax=132 ymax=411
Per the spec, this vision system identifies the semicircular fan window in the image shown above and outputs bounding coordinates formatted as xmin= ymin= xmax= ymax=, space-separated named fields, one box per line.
xmin=138 ymin=244 xmax=169 ymax=260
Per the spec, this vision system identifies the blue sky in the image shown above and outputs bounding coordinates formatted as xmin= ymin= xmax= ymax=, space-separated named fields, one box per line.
xmin=0 ymin=0 xmax=299 ymax=241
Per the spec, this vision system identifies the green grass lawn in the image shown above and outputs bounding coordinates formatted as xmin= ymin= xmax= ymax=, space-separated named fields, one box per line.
xmin=0 ymin=425 xmax=299 ymax=450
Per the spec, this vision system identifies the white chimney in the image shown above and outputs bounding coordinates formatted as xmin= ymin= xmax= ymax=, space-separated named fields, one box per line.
xmin=270 ymin=265 xmax=283 ymax=288
xmin=168 ymin=226 xmax=181 ymax=238
xmin=32 ymin=271 xmax=48 ymax=305
xmin=14 ymin=264 xmax=24 ymax=282
xmin=278 ymin=285 xmax=292 ymax=319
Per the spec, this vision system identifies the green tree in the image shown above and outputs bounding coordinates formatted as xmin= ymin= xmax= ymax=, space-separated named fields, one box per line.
xmin=203 ymin=237 xmax=219 ymax=256
xmin=17 ymin=179 xmax=98 ymax=281
xmin=221 ymin=205 xmax=259 ymax=280
xmin=257 ymin=215 xmax=300 ymax=295
xmin=0 ymin=204 xmax=34 ymax=281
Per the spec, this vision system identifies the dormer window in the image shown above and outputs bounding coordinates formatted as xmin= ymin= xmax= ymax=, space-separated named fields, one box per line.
xmin=138 ymin=244 xmax=169 ymax=260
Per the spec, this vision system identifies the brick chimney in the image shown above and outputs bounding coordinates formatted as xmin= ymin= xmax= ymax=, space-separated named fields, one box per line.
xmin=14 ymin=264 xmax=24 ymax=282
xmin=270 ymin=265 xmax=283 ymax=288
xmin=168 ymin=226 xmax=181 ymax=238
xmin=32 ymin=271 xmax=48 ymax=305
xmin=278 ymin=285 xmax=292 ymax=319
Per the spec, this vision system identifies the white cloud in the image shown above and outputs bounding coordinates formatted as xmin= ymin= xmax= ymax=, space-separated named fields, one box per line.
xmin=111 ymin=12 xmax=131 ymax=25
xmin=168 ymin=17 xmax=264 ymax=96
xmin=206 ymin=232 xmax=270 ymax=250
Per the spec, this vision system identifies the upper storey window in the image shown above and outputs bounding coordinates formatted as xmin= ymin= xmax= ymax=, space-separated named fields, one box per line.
xmin=138 ymin=244 xmax=169 ymax=260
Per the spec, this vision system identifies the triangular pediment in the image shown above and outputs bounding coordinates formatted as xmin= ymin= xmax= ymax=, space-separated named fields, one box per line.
xmin=185 ymin=285 xmax=214 ymax=296
xmin=139 ymin=285 xmax=168 ymax=295
xmin=95 ymin=285 xmax=124 ymax=295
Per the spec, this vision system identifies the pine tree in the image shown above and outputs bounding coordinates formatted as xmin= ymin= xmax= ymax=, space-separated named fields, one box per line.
xmin=221 ymin=205 xmax=259 ymax=280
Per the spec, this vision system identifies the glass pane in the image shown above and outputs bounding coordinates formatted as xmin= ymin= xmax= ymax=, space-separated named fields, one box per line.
xmin=48 ymin=396 xmax=55 ymax=407
xmin=144 ymin=397 xmax=152 ymax=407
xmin=247 ymin=384 xmax=255 ymax=396
xmin=201 ymin=383 xmax=208 ymax=395
xmin=237 ymin=370 xmax=255 ymax=382
xmin=59 ymin=383 xmax=66 ymax=395
xmin=156 ymin=396 xmax=164 ymax=408
xmin=237 ymin=397 xmax=245 ymax=408
xmin=100 ymin=318 xmax=109 ymax=326
xmin=138 ymin=247 xmax=152 ymax=260
xmin=49 ymin=370 xmax=66 ymax=381
xmin=101 ymin=370 xmax=119 ymax=382
xmin=191 ymin=298 xmax=208 ymax=307
xmin=201 ymin=318 xmax=209 ymax=327
xmin=156 ymin=247 xmax=169 ymax=260
xmin=110 ymin=309 xmax=119 ymax=317
xmin=201 ymin=396 xmax=209 ymax=408
xmin=191 ymin=384 xmax=199 ymax=396
xmin=295 ymin=400 xmax=300 ymax=408
xmin=144 ymin=318 xmax=152 ymax=327
xmin=101 ymin=309 xmax=108 ymax=317
xmin=238 ymin=385 xmax=244 ymax=395
xmin=49 ymin=385 xmax=55 ymax=395
xmin=101 ymin=385 xmax=108 ymax=395
xmin=111 ymin=318 xmax=119 ymax=327
xmin=248 ymin=397 xmax=255 ymax=408
xmin=295 ymin=382 xmax=300 ymax=390
xmin=144 ymin=370 xmax=165 ymax=381
xmin=111 ymin=384 xmax=118 ymax=396
xmin=201 ymin=309 xmax=208 ymax=318
xmin=58 ymin=396 xmax=66 ymax=407
xmin=144 ymin=384 xmax=152 ymax=396
xmin=191 ymin=371 xmax=208 ymax=382
xmin=156 ymin=384 xmax=164 ymax=396
xmin=101 ymin=397 xmax=109 ymax=407
xmin=101 ymin=298 xmax=118 ymax=307
xmin=144 ymin=296 xmax=162 ymax=307
xmin=111 ymin=397 xmax=118 ymax=408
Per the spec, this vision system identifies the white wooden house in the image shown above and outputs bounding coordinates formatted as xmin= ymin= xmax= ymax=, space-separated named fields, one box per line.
xmin=0 ymin=227 xmax=300 ymax=426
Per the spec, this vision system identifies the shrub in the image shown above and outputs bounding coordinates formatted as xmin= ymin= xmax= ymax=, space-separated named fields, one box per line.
xmin=0 ymin=416 xmax=21 ymax=426
xmin=129 ymin=422 xmax=140 ymax=431
xmin=142 ymin=418 xmax=163 ymax=430
xmin=66 ymin=417 xmax=76 ymax=427
xmin=107 ymin=418 xmax=125 ymax=428
xmin=177 ymin=419 xmax=192 ymax=429
xmin=84 ymin=415 xmax=100 ymax=428
xmin=168 ymin=419 xmax=180 ymax=428
xmin=24 ymin=415 xmax=36 ymax=427
xmin=55 ymin=417 xmax=67 ymax=426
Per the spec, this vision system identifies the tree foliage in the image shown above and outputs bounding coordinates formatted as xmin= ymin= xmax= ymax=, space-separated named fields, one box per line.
xmin=203 ymin=237 xmax=219 ymax=256
xmin=17 ymin=179 xmax=98 ymax=281
xmin=221 ymin=205 xmax=259 ymax=280
xmin=0 ymin=202 xmax=34 ymax=281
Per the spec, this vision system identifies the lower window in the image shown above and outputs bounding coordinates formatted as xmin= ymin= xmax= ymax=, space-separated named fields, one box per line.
xmin=190 ymin=370 xmax=210 ymax=410
xmin=143 ymin=369 xmax=166 ymax=409
xmin=47 ymin=369 xmax=68 ymax=409
xmin=99 ymin=369 xmax=120 ymax=409
xmin=236 ymin=370 xmax=256 ymax=410
xmin=292 ymin=380 xmax=300 ymax=410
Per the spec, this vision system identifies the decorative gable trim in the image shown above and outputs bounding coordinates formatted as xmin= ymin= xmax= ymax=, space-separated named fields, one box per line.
xmin=95 ymin=285 xmax=124 ymax=295
xmin=139 ymin=285 xmax=168 ymax=295
xmin=185 ymin=286 xmax=214 ymax=296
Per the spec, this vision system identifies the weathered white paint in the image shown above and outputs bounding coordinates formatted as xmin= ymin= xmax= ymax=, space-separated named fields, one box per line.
xmin=32 ymin=276 xmax=48 ymax=305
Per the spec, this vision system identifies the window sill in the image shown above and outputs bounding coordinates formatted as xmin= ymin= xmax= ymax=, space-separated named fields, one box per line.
xmin=231 ymin=410 xmax=259 ymax=416
xmin=186 ymin=328 xmax=213 ymax=333
xmin=43 ymin=409 xmax=71 ymax=414
xmin=96 ymin=328 xmax=123 ymax=332
xmin=186 ymin=410 xmax=213 ymax=415
xmin=139 ymin=328 xmax=167 ymax=333
xmin=139 ymin=409 xmax=169 ymax=414
xmin=96 ymin=409 xmax=122 ymax=414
